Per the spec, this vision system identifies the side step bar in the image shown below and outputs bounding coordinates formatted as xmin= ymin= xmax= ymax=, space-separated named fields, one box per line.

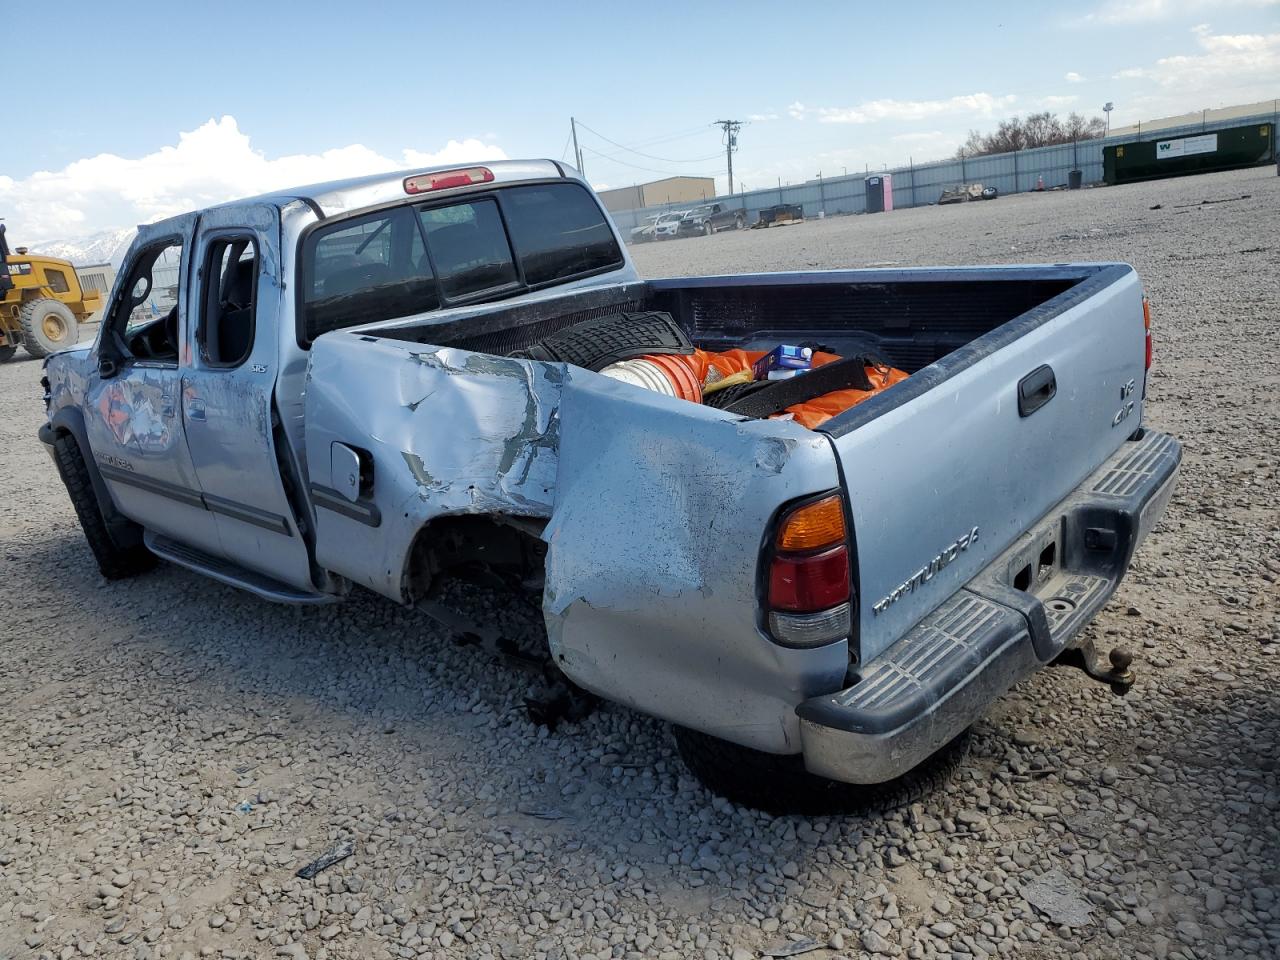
xmin=145 ymin=533 xmax=335 ymax=605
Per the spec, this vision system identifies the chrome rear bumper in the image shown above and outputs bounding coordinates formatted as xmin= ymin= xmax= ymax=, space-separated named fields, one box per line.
xmin=797 ymin=429 xmax=1181 ymax=784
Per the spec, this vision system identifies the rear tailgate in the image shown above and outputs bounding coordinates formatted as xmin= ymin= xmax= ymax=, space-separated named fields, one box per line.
xmin=823 ymin=264 xmax=1147 ymax=662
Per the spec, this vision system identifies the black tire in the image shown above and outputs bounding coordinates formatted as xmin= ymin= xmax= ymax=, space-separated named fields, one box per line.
xmin=702 ymin=221 xmax=713 ymax=237
xmin=52 ymin=433 xmax=155 ymax=580
xmin=735 ymin=214 xmax=745 ymax=230
xmin=20 ymin=299 xmax=79 ymax=358
xmin=673 ymin=725 xmax=972 ymax=816
xmin=0 ymin=343 xmax=16 ymax=363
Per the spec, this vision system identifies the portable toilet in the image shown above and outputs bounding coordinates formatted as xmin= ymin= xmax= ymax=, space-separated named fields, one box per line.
xmin=865 ymin=173 xmax=893 ymax=213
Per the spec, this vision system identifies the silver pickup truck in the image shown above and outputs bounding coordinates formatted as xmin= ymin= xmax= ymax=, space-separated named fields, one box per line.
xmin=40 ymin=160 xmax=1180 ymax=811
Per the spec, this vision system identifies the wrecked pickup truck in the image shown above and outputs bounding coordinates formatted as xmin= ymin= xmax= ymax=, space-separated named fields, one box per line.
xmin=40 ymin=160 xmax=1180 ymax=811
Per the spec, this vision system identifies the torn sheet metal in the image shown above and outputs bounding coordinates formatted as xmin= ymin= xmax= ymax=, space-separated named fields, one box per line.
xmin=541 ymin=371 xmax=849 ymax=755
xmin=304 ymin=336 xmax=563 ymax=600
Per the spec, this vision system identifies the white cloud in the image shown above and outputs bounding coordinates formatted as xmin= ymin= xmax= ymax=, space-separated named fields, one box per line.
xmin=1110 ymin=24 xmax=1279 ymax=114
xmin=1039 ymin=95 xmax=1081 ymax=108
xmin=747 ymin=112 xmax=780 ymax=122
xmin=1082 ymin=0 xmax=1278 ymax=23
xmin=790 ymin=93 xmax=1018 ymax=124
xmin=1065 ymin=71 xmax=1086 ymax=82
xmin=0 ymin=116 xmax=507 ymax=244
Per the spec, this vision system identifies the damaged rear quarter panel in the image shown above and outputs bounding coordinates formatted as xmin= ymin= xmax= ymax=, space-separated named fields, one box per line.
xmin=304 ymin=335 xmax=562 ymax=599
xmin=543 ymin=375 xmax=849 ymax=754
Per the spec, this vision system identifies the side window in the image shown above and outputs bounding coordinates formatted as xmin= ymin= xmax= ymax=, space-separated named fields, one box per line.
xmin=302 ymin=207 xmax=438 ymax=341
xmin=44 ymin=267 xmax=71 ymax=294
xmin=106 ymin=240 xmax=184 ymax=363
xmin=499 ymin=183 xmax=623 ymax=287
xmin=418 ymin=199 xmax=518 ymax=300
xmin=198 ymin=236 xmax=258 ymax=367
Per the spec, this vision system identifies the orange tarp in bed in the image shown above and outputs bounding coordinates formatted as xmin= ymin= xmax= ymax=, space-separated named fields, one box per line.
xmin=685 ymin=348 xmax=908 ymax=430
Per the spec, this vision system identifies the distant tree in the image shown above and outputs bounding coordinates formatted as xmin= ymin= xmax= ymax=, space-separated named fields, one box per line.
xmin=956 ymin=111 xmax=1106 ymax=158
xmin=1063 ymin=111 xmax=1106 ymax=141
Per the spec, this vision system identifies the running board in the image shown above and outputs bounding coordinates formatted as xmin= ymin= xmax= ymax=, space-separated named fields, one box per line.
xmin=145 ymin=532 xmax=335 ymax=605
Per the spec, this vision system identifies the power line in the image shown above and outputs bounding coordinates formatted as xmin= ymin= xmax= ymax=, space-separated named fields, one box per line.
xmin=575 ymin=121 xmax=720 ymax=164
xmin=622 ymin=126 xmax=717 ymax=150
xmin=578 ymin=145 xmax=716 ymax=179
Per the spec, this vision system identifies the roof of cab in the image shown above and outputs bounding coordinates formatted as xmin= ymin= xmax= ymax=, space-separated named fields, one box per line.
xmin=225 ymin=158 xmax=571 ymax=220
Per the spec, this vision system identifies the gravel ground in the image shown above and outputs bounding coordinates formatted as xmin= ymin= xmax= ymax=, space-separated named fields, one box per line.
xmin=1 ymin=166 xmax=1276 ymax=960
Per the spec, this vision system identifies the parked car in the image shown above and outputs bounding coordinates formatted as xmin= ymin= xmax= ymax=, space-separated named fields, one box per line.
xmin=677 ymin=202 xmax=745 ymax=236
xmin=628 ymin=214 xmax=663 ymax=244
xmin=40 ymin=159 xmax=1180 ymax=811
xmin=652 ymin=210 xmax=686 ymax=240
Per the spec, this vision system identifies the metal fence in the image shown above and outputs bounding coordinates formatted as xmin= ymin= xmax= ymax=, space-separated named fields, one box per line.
xmin=609 ymin=110 xmax=1279 ymax=234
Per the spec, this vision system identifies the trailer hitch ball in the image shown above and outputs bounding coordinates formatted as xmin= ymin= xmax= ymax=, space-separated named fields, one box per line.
xmin=1104 ymin=648 xmax=1134 ymax=696
xmin=1054 ymin=642 xmax=1135 ymax=696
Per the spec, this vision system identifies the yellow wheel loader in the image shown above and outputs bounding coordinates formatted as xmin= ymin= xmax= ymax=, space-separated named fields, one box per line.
xmin=0 ymin=223 xmax=102 ymax=361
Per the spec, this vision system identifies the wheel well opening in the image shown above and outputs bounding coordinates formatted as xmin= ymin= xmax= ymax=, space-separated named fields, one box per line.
xmin=403 ymin=514 xmax=548 ymax=606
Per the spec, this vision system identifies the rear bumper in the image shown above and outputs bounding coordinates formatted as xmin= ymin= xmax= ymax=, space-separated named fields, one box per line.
xmin=797 ymin=429 xmax=1181 ymax=784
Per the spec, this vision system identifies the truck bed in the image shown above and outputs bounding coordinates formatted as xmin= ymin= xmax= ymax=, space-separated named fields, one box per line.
xmin=361 ymin=264 xmax=1090 ymax=396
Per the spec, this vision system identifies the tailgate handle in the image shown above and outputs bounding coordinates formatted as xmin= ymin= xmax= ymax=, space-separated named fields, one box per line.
xmin=1018 ymin=365 xmax=1057 ymax=417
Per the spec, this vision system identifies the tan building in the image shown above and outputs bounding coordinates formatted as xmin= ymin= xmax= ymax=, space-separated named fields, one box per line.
xmin=597 ymin=176 xmax=716 ymax=213
xmin=1109 ymin=98 xmax=1279 ymax=138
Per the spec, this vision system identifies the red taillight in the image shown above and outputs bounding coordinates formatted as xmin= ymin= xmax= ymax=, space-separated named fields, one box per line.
xmin=1143 ymin=297 xmax=1153 ymax=371
xmin=403 ymin=166 xmax=495 ymax=194
xmin=769 ymin=545 xmax=851 ymax=612
xmin=765 ymin=493 xmax=853 ymax=647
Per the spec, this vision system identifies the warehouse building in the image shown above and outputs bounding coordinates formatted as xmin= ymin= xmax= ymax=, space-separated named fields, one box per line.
xmin=596 ymin=176 xmax=715 ymax=213
xmin=75 ymin=262 xmax=116 ymax=297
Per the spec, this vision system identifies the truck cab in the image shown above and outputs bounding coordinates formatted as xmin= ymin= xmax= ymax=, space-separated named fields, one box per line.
xmin=44 ymin=161 xmax=637 ymax=600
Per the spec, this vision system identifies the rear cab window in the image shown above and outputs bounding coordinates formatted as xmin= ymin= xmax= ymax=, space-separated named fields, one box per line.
xmin=299 ymin=181 xmax=622 ymax=344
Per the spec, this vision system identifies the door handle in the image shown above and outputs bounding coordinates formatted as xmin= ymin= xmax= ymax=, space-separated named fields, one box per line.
xmin=1017 ymin=365 xmax=1056 ymax=417
xmin=187 ymin=399 xmax=207 ymax=422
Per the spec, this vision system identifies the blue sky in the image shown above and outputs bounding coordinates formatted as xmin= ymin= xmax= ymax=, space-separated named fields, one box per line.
xmin=2 ymin=0 xmax=1276 ymax=243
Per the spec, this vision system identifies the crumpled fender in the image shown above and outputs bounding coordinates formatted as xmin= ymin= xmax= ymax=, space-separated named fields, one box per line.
xmin=305 ymin=338 xmax=563 ymax=600
xmin=541 ymin=372 xmax=850 ymax=754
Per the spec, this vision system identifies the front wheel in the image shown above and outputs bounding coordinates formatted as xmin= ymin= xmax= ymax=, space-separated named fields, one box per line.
xmin=20 ymin=299 xmax=79 ymax=358
xmin=702 ymin=222 xmax=713 ymax=237
xmin=673 ymin=725 xmax=972 ymax=815
xmin=52 ymin=433 xmax=156 ymax=580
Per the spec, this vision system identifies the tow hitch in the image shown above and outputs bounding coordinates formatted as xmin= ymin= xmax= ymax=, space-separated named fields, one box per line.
xmin=1053 ymin=640 xmax=1135 ymax=695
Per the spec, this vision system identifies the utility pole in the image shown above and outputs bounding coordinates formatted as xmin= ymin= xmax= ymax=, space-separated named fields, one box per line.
xmin=714 ymin=119 xmax=742 ymax=194
xmin=570 ymin=117 xmax=585 ymax=176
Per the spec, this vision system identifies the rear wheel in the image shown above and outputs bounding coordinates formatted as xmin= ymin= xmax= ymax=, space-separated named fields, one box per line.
xmin=52 ymin=433 xmax=155 ymax=580
xmin=735 ymin=214 xmax=745 ymax=230
xmin=20 ymin=299 xmax=79 ymax=358
xmin=673 ymin=725 xmax=972 ymax=815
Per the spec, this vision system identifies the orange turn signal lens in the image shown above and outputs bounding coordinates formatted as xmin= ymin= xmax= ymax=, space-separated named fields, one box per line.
xmin=1143 ymin=297 xmax=1151 ymax=330
xmin=777 ymin=494 xmax=846 ymax=551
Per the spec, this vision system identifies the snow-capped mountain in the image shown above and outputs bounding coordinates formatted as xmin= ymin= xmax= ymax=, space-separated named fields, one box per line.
xmin=28 ymin=227 xmax=136 ymax=268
